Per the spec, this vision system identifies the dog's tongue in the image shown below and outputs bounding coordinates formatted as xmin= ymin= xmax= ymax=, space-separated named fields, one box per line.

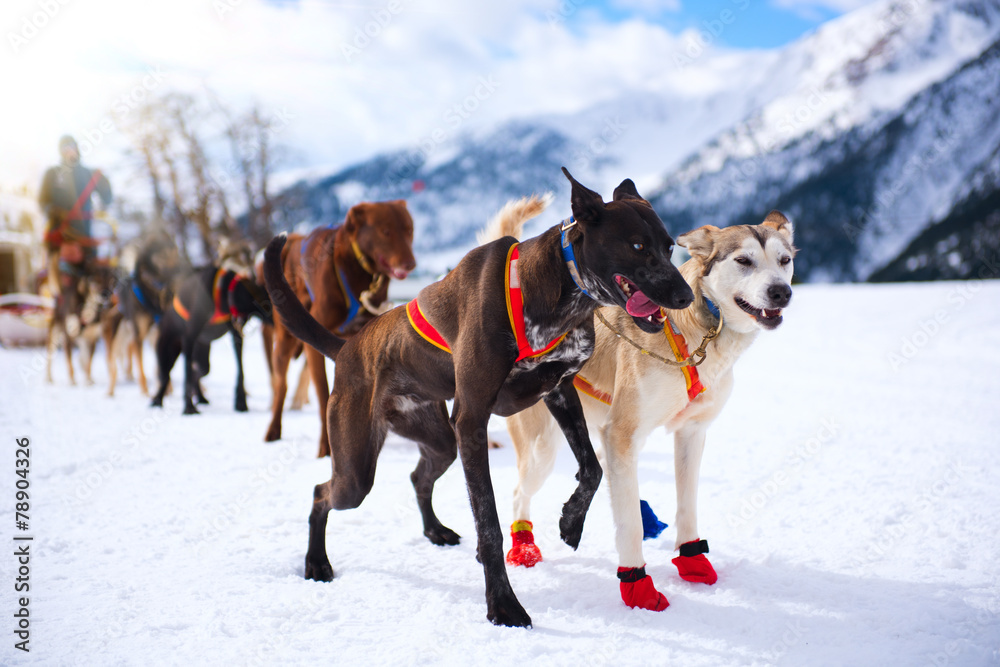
xmin=626 ymin=290 xmax=660 ymax=318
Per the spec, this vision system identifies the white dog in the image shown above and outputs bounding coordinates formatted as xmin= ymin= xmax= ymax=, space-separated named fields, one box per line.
xmin=500 ymin=206 xmax=795 ymax=610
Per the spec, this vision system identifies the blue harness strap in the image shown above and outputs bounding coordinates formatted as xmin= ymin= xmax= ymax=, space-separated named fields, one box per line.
xmin=298 ymin=224 xmax=363 ymax=333
xmin=560 ymin=217 xmax=594 ymax=299
xmin=132 ymin=280 xmax=160 ymax=322
xmin=337 ymin=267 xmax=362 ymax=331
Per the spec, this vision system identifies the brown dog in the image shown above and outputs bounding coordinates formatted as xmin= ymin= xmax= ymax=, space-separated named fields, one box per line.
xmin=263 ymin=201 xmax=416 ymax=455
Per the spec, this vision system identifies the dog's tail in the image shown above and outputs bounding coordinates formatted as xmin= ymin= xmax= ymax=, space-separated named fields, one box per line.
xmin=477 ymin=194 xmax=551 ymax=245
xmin=263 ymin=235 xmax=346 ymax=361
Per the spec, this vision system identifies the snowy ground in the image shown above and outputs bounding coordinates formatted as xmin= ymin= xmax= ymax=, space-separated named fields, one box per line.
xmin=1 ymin=280 xmax=999 ymax=666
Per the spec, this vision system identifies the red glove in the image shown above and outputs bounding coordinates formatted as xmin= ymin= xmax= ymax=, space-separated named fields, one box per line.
xmin=672 ymin=539 xmax=717 ymax=585
xmin=617 ymin=565 xmax=669 ymax=611
xmin=505 ymin=520 xmax=542 ymax=567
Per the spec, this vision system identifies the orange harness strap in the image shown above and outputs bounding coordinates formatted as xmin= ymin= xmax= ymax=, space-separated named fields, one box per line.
xmin=407 ymin=243 xmax=566 ymax=360
xmin=663 ymin=317 xmax=706 ymax=402
xmin=573 ymin=375 xmax=612 ymax=406
xmin=574 ymin=312 xmax=707 ymax=407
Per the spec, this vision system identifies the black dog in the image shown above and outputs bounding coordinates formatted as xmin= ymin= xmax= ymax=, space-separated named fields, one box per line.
xmin=112 ymin=235 xmax=180 ymax=397
xmin=152 ymin=265 xmax=272 ymax=414
xmin=263 ymin=169 xmax=693 ymax=627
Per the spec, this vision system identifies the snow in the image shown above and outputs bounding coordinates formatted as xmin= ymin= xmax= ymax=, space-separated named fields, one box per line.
xmin=2 ymin=280 xmax=1000 ymax=665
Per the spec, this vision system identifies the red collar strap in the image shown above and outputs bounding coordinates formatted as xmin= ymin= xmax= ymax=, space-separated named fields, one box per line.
xmin=228 ymin=274 xmax=241 ymax=319
xmin=407 ymin=243 xmax=567 ymax=361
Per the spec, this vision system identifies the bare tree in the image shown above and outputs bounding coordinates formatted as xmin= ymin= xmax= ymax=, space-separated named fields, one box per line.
xmin=123 ymin=87 xmax=287 ymax=259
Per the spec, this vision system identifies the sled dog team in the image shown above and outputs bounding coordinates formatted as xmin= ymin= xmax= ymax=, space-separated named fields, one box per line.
xmin=262 ymin=168 xmax=796 ymax=627
xmin=48 ymin=165 xmax=794 ymax=626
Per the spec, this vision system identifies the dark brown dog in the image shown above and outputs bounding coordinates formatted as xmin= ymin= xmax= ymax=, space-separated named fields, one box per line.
xmin=262 ymin=200 xmax=416 ymax=456
xmin=263 ymin=169 xmax=694 ymax=627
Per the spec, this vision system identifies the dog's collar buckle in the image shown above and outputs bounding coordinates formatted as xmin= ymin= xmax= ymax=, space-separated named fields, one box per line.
xmin=560 ymin=216 xmax=577 ymax=232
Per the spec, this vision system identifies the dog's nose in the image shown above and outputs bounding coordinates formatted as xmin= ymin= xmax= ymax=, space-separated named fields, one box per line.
xmin=670 ymin=282 xmax=694 ymax=310
xmin=767 ymin=283 xmax=792 ymax=308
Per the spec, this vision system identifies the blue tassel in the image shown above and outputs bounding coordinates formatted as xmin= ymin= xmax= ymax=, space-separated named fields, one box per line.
xmin=640 ymin=499 xmax=667 ymax=540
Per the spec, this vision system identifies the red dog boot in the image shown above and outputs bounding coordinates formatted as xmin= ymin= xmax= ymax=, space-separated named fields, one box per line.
xmin=672 ymin=539 xmax=717 ymax=585
xmin=506 ymin=520 xmax=543 ymax=567
xmin=617 ymin=565 xmax=669 ymax=611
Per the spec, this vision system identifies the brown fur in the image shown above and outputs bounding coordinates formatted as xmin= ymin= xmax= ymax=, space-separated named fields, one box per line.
xmin=262 ymin=200 xmax=416 ymax=455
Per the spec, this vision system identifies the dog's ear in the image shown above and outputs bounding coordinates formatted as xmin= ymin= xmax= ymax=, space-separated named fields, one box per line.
xmin=612 ymin=178 xmax=645 ymax=202
xmin=561 ymin=167 xmax=604 ymax=225
xmin=677 ymin=225 xmax=719 ymax=260
xmin=762 ymin=210 xmax=794 ymax=245
xmin=345 ymin=205 xmax=366 ymax=234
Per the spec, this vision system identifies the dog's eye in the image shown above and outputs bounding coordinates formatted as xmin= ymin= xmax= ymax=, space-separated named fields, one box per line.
xmin=780 ymin=256 xmax=791 ymax=266
xmin=735 ymin=256 xmax=752 ymax=266
xmin=633 ymin=243 xmax=644 ymax=252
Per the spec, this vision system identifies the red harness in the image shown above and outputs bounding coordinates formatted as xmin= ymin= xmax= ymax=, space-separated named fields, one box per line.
xmin=173 ymin=269 xmax=238 ymax=324
xmin=407 ymin=243 xmax=567 ymax=361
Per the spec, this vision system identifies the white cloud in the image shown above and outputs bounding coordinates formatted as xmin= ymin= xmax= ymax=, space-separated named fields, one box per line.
xmin=0 ymin=0 xmax=689 ymax=193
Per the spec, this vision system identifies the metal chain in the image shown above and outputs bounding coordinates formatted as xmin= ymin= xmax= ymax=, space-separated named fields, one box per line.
xmin=594 ymin=308 xmax=723 ymax=368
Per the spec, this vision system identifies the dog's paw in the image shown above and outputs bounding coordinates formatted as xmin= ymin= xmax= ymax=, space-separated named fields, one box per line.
xmin=506 ymin=543 xmax=542 ymax=568
xmin=618 ymin=566 xmax=669 ymax=611
xmin=506 ymin=520 xmax=542 ymax=567
xmin=264 ymin=425 xmax=281 ymax=442
xmin=558 ymin=513 xmax=584 ymax=550
xmin=672 ymin=539 xmax=717 ymax=585
xmin=424 ymin=525 xmax=461 ymax=546
xmin=487 ymin=594 xmax=532 ymax=628
xmin=235 ymin=401 xmax=248 ymax=413
xmin=672 ymin=554 xmax=717 ymax=585
xmin=196 ymin=395 xmax=210 ymax=405
xmin=182 ymin=404 xmax=200 ymax=415
xmin=304 ymin=557 xmax=335 ymax=582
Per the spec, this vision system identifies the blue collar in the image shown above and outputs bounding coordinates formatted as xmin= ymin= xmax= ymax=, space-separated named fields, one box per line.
xmin=560 ymin=217 xmax=595 ymax=299
xmin=703 ymin=294 xmax=720 ymax=320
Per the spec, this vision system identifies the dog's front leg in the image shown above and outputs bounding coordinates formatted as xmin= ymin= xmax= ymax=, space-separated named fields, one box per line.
xmin=181 ymin=332 xmax=200 ymax=415
xmin=231 ymin=328 xmax=248 ymax=412
xmin=452 ymin=372 xmax=531 ymax=627
xmin=671 ymin=422 xmax=717 ymax=585
xmin=542 ymin=380 xmax=603 ymax=550
xmin=603 ymin=414 xmax=669 ymax=611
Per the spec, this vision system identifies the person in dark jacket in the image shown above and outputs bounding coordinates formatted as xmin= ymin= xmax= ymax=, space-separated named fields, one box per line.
xmin=38 ymin=135 xmax=112 ymax=277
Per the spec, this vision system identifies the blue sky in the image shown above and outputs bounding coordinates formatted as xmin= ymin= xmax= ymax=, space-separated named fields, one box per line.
xmin=572 ymin=0 xmax=857 ymax=48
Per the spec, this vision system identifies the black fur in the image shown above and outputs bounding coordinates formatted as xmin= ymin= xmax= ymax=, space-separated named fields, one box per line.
xmin=151 ymin=266 xmax=272 ymax=414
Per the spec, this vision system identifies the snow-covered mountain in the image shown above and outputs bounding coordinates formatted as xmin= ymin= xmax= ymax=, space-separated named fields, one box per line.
xmin=268 ymin=0 xmax=1000 ymax=280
